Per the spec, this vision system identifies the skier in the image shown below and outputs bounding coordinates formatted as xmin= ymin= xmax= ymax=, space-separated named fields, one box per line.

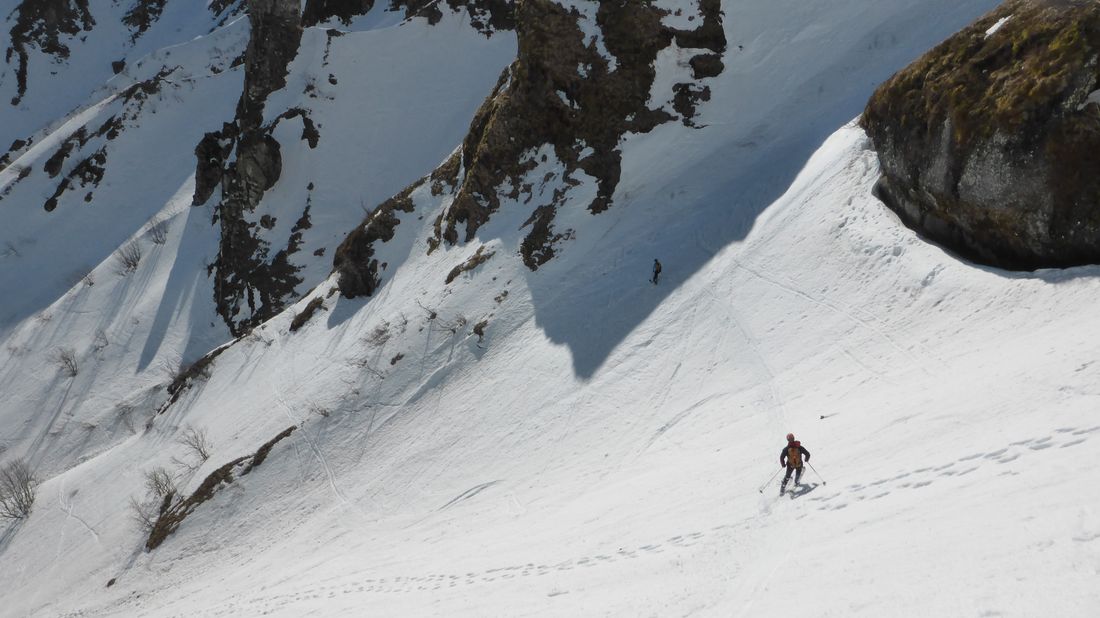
xmin=779 ymin=433 xmax=810 ymax=493
xmin=651 ymin=259 xmax=662 ymax=284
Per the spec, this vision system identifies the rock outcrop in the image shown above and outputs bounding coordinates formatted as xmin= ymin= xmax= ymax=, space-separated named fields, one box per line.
xmin=434 ymin=0 xmax=724 ymax=269
xmin=200 ymin=0 xmax=305 ymax=336
xmin=862 ymin=0 xmax=1100 ymax=270
xmin=200 ymin=0 xmax=519 ymax=330
xmin=4 ymin=0 xmax=95 ymax=105
xmin=302 ymin=0 xmax=375 ymax=26
xmin=335 ymin=0 xmax=725 ymax=297
xmin=122 ymin=0 xmax=169 ymax=41
xmin=394 ymin=0 xmax=514 ymax=33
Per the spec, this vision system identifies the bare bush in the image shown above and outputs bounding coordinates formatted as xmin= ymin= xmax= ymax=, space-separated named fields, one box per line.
xmin=177 ymin=426 xmax=212 ymax=463
xmin=54 ymin=347 xmax=79 ymax=377
xmin=441 ymin=315 xmax=467 ymax=335
xmin=363 ymin=322 xmax=391 ymax=347
xmin=129 ymin=495 xmax=158 ymax=533
xmin=114 ymin=241 xmax=143 ymax=275
xmin=0 ymin=459 xmax=37 ymax=520
xmin=143 ymin=467 xmax=176 ymax=500
xmin=82 ymin=271 xmax=95 ymax=287
xmin=148 ymin=217 xmax=169 ymax=245
xmin=473 ymin=319 xmax=489 ymax=343
xmin=1 ymin=241 xmax=20 ymax=258
xmin=131 ymin=466 xmax=179 ymax=532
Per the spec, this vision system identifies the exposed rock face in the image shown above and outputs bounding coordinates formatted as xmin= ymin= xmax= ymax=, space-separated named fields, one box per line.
xmin=394 ymin=0 xmax=514 ymax=33
xmin=4 ymin=0 xmax=95 ymax=105
xmin=32 ymin=68 xmax=174 ymax=212
xmin=335 ymin=0 xmax=725 ymax=298
xmin=200 ymin=0 xmax=305 ymax=336
xmin=334 ymin=180 xmax=424 ymax=297
xmin=122 ymin=0 xmax=169 ymax=41
xmin=209 ymin=0 xmax=248 ymax=25
xmin=862 ymin=0 xmax=1100 ymax=270
xmin=434 ymin=0 xmax=725 ymax=268
xmin=202 ymin=0 xmax=518 ymax=328
xmin=303 ymin=0 xmax=375 ymax=26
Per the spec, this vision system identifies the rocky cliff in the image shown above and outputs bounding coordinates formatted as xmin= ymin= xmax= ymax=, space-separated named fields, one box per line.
xmin=862 ymin=0 xmax=1100 ymax=270
xmin=197 ymin=0 xmax=305 ymax=336
xmin=4 ymin=0 xmax=95 ymax=105
xmin=199 ymin=0 xmax=516 ymax=334
xmin=335 ymin=0 xmax=725 ymax=297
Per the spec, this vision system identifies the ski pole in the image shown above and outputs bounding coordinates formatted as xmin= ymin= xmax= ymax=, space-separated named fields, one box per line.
xmin=757 ymin=468 xmax=782 ymax=493
xmin=808 ymin=462 xmax=826 ymax=485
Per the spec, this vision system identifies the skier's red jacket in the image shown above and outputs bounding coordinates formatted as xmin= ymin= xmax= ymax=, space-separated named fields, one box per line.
xmin=780 ymin=441 xmax=810 ymax=469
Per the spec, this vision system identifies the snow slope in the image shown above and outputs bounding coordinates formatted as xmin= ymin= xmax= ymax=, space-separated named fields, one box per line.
xmin=4 ymin=1 xmax=1100 ymax=616
xmin=0 ymin=0 xmax=243 ymax=150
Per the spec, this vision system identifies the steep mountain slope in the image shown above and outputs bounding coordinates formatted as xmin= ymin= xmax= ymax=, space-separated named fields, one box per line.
xmin=0 ymin=0 xmax=245 ymax=149
xmin=3 ymin=1 xmax=1099 ymax=617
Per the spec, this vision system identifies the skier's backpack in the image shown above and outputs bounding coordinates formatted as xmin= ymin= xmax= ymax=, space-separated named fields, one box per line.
xmin=787 ymin=442 xmax=803 ymax=468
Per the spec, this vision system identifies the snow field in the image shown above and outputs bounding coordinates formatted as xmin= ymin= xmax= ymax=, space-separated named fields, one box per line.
xmin=3 ymin=1 xmax=1099 ymax=617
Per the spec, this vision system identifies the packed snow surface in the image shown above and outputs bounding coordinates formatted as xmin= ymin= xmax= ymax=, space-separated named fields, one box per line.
xmin=3 ymin=1 xmax=1099 ymax=617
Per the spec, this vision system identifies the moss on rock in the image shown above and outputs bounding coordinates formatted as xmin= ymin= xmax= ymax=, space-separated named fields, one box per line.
xmin=862 ymin=0 xmax=1100 ymax=269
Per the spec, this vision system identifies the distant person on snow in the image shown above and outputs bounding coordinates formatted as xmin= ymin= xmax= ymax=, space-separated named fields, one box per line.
xmin=780 ymin=433 xmax=810 ymax=493
xmin=651 ymin=259 xmax=662 ymax=284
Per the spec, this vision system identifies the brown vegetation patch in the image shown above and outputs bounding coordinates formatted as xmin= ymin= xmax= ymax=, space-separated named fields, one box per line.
xmin=333 ymin=178 xmax=423 ymax=297
xmin=445 ymin=246 xmax=495 ymax=284
xmin=162 ymin=346 xmax=227 ymax=412
xmin=145 ymin=425 xmax=297 ymax=550
xmin=289 ymin=296 xmax=325 ymax=332
xmin=473 ymin=319 xmax=488 ymax=342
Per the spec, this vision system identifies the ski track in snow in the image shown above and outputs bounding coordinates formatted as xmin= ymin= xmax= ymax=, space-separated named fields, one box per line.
xmin=57 ymin=482 xmax=101 ymax=546
xmin=169 ymin=523 xmax=736 ymax=617
xmin=707 ymin=277 xmax=789 ymax=432
xmin=730 ymin=257 xmax=940 ymax=376
xmin=808 ymin=428 xmax=1098 ymax=511
xmin=270 ymin=375 xmax=355 ymax=510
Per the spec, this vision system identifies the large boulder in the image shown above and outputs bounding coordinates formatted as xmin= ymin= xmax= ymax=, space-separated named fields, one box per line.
xmin=862 ymin=0 xmax=1100 ymax=270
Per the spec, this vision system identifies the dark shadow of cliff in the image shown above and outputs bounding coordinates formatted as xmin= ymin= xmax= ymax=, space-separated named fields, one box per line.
xmin=521 ymin=126 xmax=817 ymax=379
xmin=521 ymin=2 xmax=1007 ymax=379
xmin=138 ymin=204 xmax=229 ymax=372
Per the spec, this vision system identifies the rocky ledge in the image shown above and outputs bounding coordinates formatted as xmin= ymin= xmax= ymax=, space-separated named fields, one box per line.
xmin=862 ymin=0 xmax=1100 ymax=270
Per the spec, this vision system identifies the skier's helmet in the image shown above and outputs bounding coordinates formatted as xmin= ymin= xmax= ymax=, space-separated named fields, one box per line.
xmin=786 ymin=433 xmax=795 ymax=442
